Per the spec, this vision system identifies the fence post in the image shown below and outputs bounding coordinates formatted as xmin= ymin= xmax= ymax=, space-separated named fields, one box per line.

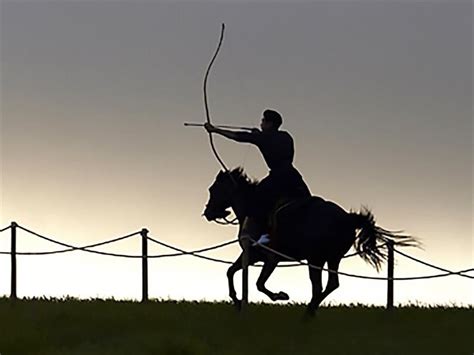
xmin=141 ymin=228 xmax=149 ymax=303
xmin=241 ymin=235 xmax=250 ymax=312
xmin=387 ymin=239 xmax=394 ymax=310
xmin=11 ymin=221 xmax=18 ymax=301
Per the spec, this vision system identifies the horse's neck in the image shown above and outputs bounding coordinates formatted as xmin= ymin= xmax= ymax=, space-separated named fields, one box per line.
xmin=231 ymin=185 xmax=254 ymax=224
xmin=231 ymin=201 xmax=246 ymax=224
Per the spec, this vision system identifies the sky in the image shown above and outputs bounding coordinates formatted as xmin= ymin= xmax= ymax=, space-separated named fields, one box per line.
xmin=0 ymin=0 xmax=472 ymax=306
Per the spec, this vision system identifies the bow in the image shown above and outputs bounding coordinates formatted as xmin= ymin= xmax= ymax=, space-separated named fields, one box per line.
xmin=203 ymin=23 xmax=231 ymax=173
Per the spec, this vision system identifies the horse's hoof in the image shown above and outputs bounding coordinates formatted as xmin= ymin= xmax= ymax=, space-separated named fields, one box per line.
xmin=276 ymin=291 xmax=290 ymax=301
xmin=233 ymin=300 xmax=242 ymax=311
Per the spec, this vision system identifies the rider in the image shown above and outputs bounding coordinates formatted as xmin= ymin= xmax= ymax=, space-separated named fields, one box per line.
xmin=204 ymin=109 xmax=311 ymax=245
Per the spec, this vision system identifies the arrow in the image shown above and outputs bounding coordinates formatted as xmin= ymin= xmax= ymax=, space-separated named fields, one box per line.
xmin=184 ymin=122 xmax=254 ymax=131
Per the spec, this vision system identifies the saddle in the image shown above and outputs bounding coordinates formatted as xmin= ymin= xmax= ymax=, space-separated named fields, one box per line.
xmin=266 ymin=196 xmax=326 ymax=245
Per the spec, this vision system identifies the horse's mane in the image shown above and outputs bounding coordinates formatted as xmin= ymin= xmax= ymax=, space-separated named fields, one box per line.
xmin=229 ymin=167 xmax=259 ymax=188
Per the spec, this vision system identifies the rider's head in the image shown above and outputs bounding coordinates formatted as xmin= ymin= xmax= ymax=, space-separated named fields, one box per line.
xmin=261 ymin=109 xmax=282 ymax=132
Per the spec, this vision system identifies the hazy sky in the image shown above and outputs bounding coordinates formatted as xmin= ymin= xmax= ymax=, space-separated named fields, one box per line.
xmin=1 ymin=0 xmax=472 ymax=305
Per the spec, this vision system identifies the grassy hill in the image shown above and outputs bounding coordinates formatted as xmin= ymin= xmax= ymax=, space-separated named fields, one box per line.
xmin=1 ymin=298 xmax=472 ymax=355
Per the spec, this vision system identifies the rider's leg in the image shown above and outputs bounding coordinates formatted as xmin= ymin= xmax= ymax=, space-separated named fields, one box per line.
xmin=252 ymin=175 xmax=278 ymax=245
xmin=240 ymin=214 xmax=270 ymax=246
xmin=240 ymin=216 xmax=261 ymax=245
xmin=239 ymin=176 xmax=273 ymax=245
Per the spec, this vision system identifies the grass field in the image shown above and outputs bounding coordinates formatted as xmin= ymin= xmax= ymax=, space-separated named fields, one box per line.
xmin=1 ymin=298 xmax=472 ymax=355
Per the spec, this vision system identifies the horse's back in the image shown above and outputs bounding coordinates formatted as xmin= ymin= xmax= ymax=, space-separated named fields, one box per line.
xmin=310 ymin=196 xmax=348 ymax=220
xmin=274 ymin=196 xmax=355 ymax=260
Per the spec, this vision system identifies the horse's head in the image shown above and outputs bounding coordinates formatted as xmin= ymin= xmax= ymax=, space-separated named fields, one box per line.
xmin=203 ymin=170 xmax=236 ymax=221
xmin=203 ymin=167 xmax=253 ymax=222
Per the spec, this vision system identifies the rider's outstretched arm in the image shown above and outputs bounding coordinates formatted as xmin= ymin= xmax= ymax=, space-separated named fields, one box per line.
xmin=214 ymin=128 xmax=255 ymax=142
xmin=205 ymin=123 xmax=258 ymax=143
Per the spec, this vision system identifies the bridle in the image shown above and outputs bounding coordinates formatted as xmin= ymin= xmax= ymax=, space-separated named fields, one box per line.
xmin=215 ymin=216 xmax=239 ymax=225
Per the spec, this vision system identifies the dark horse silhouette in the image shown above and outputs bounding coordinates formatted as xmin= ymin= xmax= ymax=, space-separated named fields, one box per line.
xmin=203 ymin=168 xmax=418 ymax=315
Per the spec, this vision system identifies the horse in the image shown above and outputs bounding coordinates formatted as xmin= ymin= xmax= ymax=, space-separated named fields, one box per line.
xmin=203 ymin=168 xmax=418 ymax=315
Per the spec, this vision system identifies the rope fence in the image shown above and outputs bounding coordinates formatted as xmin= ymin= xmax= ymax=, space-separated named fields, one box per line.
xmin=0 ymin=222 xmax=472 ymax=308
xmin=246 ymin=237 xmax=474 ymax=281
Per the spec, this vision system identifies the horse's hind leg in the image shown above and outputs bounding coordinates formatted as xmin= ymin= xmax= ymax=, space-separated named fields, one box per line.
xmin=314 ymin=258 xmax=341 ymax=310
xmin=320 ymin=258 xmax=341 ymax=302
xmin=256 ymin=254 xmax=289 ymax=302
xmin=307 ymin=259 xmax=324 ymax=315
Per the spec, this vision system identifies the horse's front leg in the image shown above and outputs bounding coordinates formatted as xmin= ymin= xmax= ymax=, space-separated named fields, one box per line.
xmin=227 ymin=249 xmax=262 ymax=309
xmin=256 ymin=253 xmax=289 ymax=302
xmin=227 ymin=254 xmax=243 ymax=308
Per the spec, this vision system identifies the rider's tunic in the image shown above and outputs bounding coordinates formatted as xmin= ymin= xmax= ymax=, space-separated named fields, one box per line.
xmin=233 ymin=130 xmax=311 ymax=221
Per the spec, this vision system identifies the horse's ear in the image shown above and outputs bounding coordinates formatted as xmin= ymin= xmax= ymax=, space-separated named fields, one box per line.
xmin=232 ymin=166 xmax=244 ymax=180
xmin=230 ymin=166 xmax=242 ymax=175
xmin=216 ymin=170 xmax=225 ymax=180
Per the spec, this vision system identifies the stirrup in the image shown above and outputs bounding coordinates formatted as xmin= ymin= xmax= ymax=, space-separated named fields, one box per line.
xmin=252 ymin=234 xmax=270 ymax=246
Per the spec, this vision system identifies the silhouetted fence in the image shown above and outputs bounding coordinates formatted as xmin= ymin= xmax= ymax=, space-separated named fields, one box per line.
xmin=1 ymin=222 xmax=473 ymax=309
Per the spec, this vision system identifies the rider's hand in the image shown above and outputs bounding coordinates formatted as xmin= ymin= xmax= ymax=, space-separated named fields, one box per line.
xmin=204 ymin=122 xmax=216 ymax=133
xmin=251 ymin=128 xmax=261 ymax=134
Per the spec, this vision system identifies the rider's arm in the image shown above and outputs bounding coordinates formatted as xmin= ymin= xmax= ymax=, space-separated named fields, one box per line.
xmin=205 ymin=123 xmax=260 ymax=143
xmin=213 ymin=127 xmax=257 ymax=143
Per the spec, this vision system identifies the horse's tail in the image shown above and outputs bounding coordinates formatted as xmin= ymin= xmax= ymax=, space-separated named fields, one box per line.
xmin=350 ymin=206 xmax=419 ymax=271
